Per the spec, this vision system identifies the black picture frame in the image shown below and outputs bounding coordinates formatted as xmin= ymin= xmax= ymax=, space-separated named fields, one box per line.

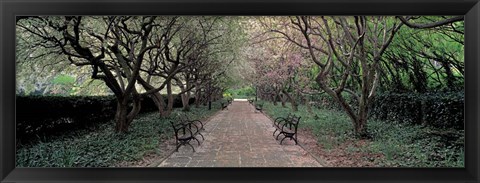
xmin=1 ymin=0 xmax=479 ymax=182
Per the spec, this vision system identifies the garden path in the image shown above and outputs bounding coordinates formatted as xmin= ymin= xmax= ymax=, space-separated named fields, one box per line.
xmin=157 ymin=101 xmax=321 ymax=167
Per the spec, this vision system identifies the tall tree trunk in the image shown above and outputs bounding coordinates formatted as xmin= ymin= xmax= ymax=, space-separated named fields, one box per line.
xmin=114 ymin=92 xmax=142 ymax=133
xmin=316 ymin=77 xmax=360 ymax=137
xmin=115 ymin=98 xmax=130 ymax=133
xmin=176 ymin=79 xmax=191 ymax=111
xmin=441 ymin=60 xmax=455 ymax=89
xmin=273 ymin=91 xmax=278 ymax=106
xmin=280 ymin=93 xmax=286 ymax=107
xmin=356 ymin=97 xmax=369 ymax=137
xmin=355 ymin=114 xmax=368 ymax=138
xmin=166 ymin=80 xmax=174 ymax=116
xmin=282 ymin=90 xmax=297 ymax=111
xmin=356 ymin=57 xmax=371 ymax=138
xmin=137 ymin=78 xmax=167 ymax=117
xmin=208 ymin=83 xmax=212 ymax=110
xmin=195 ymin=88 xmax=201 ymax=108
xmin=150 ymin=92 xmax=167 ymax=117
xmin=181 ymin=91 xmax=191 ymax=111
xmin=305 ymin=94 xmax=312 ymax=113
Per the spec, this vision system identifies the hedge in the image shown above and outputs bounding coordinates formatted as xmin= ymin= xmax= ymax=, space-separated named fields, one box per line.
xmin=309 ymin=92 xmax=464 ymax=129
xmin=370 ymin=92 xmax=464 ymax=129
xmin=16 ymin=94 xmax=194 ymax=144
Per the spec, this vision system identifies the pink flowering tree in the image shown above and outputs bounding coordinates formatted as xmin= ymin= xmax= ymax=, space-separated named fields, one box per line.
xmin=245 ymin=22 xmax=313 ymax=111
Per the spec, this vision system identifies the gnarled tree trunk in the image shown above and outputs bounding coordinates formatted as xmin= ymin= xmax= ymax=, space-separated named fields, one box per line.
xmin=114 ymin=91 xmax=142 ymax=133
xmin=166 ymin=80 xmax=174 ymax=116
xmin=282 ymin=90 xmax=297 ymax=111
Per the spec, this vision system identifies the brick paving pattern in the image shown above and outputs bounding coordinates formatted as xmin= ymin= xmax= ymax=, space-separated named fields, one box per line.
xmin=158 ymin=101 xmax=321 ymax=167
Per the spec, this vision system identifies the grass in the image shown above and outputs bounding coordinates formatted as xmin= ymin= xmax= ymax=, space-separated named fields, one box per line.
xmin=16 ymin=101 xmax=222 ymax=167
xmin=260 ymin=100 xmax=464 ymax=167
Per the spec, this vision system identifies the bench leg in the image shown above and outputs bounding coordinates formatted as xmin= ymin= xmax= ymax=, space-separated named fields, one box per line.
xmin=197 ymin=122 xmax=205 ymax=131
xmin=176 ymin=141 xmax=188 ymax=152
xmin=273 ymin=129 xmax=278 ymax=136
xmin=187 ymin=142 xmax=196 ymax=152
xmin=276 ymin=132 xmax=282 ymax=140
xmin=198 ymin=133 xmax=205 ymax=140
xmin=295 ymin=134 xmax=298 ymax=144
xmin=280 ymin=136 xmax=298 ymax=145
xmin=175 ymin=144 xmax=181 ymax=152
xmin=193 ymin=137 xmax=201 ymax=145
xmin=280 ymin=136 xmax=288 ymax=145
xmin=176 ymin=139 xmax=197 ymax=152
xmin=174 ymin=141 xmax=178 ymax=152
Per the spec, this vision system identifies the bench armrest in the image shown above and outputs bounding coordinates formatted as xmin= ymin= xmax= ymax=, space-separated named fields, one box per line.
xmin=187 ymin=120 xmax=204 ymax=131
xmin=281 ymin=121 xmax=295 ymax=132
xmin=274 ymin=117 xmax=286 ymax=125
xmin=173 ymin=123 xmax=195 ymax=137
xmin=274 ymin=118 xmax=289 ymax=127
xmin=281 ymin=117 xmax=300 ymax=132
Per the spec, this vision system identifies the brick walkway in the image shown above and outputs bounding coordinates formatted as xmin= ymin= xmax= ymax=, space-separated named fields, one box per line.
xmin=158 ymin=101 xmax=321 ymax=167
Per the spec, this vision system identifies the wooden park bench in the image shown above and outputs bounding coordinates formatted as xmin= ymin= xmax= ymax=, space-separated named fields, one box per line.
xmin=169 ymin=119 xmax=205 ymax=152
xmin=272 ymin=114 xmax=301 ymax=145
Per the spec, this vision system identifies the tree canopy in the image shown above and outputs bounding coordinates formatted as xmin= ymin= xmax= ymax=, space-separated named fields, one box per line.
xmin=16 ymin=16 xmax=464 ymax=136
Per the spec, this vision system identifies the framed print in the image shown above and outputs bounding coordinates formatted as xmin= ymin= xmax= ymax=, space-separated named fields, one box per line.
xmin=1 ymin=0 xmax=479 ymax=182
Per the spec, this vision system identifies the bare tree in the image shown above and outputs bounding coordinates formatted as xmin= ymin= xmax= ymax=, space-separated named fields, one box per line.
xmin=269 ymin=16 xmax=403 ymax=137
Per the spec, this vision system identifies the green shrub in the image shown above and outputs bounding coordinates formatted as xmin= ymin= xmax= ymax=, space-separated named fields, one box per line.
xmin=16 ymin=101 xmax=221 ymax=167
xmin=310 ymin=92 xmax=464 ymax=129
xmin=16 ymin=95 xmax=195 ymax=144
xmin=223 ymin=92 xmax=233 ymax=101
xmin=227 ymin=86 xmax=256 ymax=99
xmin=370 ymin=92 xmax=464 ymax=129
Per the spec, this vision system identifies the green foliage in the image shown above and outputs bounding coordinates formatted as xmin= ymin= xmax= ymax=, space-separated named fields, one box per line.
xmin=226 ymin=86 xmax=255 ymax=99
xmin=382 ymin=18 xmax=464 ymax=92
xmin=222 ymin=92 xmax=233 ymax=101
xmin=367 ymin=119 xmax=464 ymax=167
xmin=261 ymin=100 xmax=464 ymax=167
xmin=16 ymin=95 xmax=193 ymax=144
xmin=16 ymin=102 xmax=221 ymax=167
xmin=370 ymin=92 xmax=464 ymax=129
xmin=16 ymin=95 xmax=118 ymax=144
xmin=310 ymin=92 xmax=464 ymax=129
xmin=253 ymin=100 xmax=265 ymax=109
xmin=52 ymin=74 xmax=75 ymax=85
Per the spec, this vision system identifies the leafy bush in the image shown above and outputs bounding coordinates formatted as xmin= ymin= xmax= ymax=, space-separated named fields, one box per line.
xmin=310 ymin=92 xmax=464 ymax=129
xmin=370 ymin=92 xmax=464 ymax=129
xmin=16 ymin=96 xmax=117 ymax=144
xmin=227 ymin=86 xmax=256 ymax=99
xmin=16 ymin=95 xmax=194 ymax=144
xmin=222 ymin=92 xmax=233 ymax=101
xmin=367 ymin=119 xmax=464 ymax=167
xmin=16 ymin=101 xmax=221 ymax=167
